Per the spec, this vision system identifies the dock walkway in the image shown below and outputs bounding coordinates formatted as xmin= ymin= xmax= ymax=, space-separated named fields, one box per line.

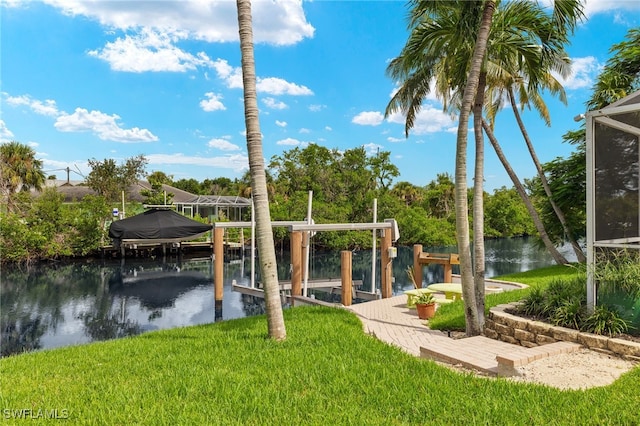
xmin=345 ymin=294 xmax=580 ymax=375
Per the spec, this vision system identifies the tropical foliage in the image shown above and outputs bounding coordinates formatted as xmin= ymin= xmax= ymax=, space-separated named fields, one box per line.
xmin=85 ymin=155 xmax=148 ymax=201
xmin=0 ymin=190 xmax=110 ymax=263
xmin=1 ymin=140 xmax=538 ymax=263
xmin=531 ymin=26 xmax=640 ymax=245
xmin=140 ymin=171 xmax=174 ymax=205
xmin=384 ymin=0 xmax=583 ymax=335
xmin=515 ymin=276 xmax=634 ymax=337
xmin=0 ymin=141 xmax=46 ymax=213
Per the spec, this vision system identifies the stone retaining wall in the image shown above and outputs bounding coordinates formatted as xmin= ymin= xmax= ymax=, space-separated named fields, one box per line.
xmin=485 ymin=303 xmax=640 ymax=362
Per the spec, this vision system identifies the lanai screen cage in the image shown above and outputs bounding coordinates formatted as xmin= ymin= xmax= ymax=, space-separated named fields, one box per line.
xmin=586 ymin=89 xmax=640 ymax=312
xmin=174 ymin=195 xmax=252 ymax=221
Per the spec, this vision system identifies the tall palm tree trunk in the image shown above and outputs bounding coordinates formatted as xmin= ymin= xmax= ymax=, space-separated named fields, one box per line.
xmin=237 ymin=0 xmax=286 ymax=340
xmin=456 ymin=0 xmax=495 ymax=337
xmin=472 ymin=71 xmax=487 ymax=328
xmin=482 ymin=118 xmax=569 ymax=265
xmin=507 ymin=87 xmax=585 ymax=262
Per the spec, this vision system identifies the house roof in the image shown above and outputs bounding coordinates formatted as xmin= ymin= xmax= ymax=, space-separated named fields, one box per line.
xmin=33 ymin=180 xmax=252 ymax=210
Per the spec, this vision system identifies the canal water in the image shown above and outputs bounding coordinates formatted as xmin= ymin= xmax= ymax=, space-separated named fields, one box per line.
xmin=1 ymin=237 xmax=576 ymax=357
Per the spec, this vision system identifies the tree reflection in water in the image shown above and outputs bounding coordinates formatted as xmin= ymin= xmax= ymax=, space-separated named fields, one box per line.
xmin=1 ymin=239 xmax=568 ymax=356
xmin=1 ymin=255 xmax=273 ymax=356
xmin=1 ymin=315 xmax=46 ymax=357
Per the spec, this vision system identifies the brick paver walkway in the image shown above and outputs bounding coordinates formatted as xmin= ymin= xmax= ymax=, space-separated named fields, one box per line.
xmin=346 ymin=294 xmax=543 ymax=375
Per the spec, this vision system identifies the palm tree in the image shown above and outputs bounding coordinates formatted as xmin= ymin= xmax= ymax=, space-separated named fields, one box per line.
xmin=587 ymin=28 xmax=640 ymax=111
xmin=476 ymin=0 xmax=584 ymax=265
xmin=386 ymin=0 xmax=583 ymax=333
xmin=483 ymin=2 xmax=586 ymax=262
xmin=236 ymin=0 xmax=286 ymax=340
xmin=0 ymin=141 xmax=46 ymax=213
xmin=391 ymin=181 xmax=422 ymax=207
xmin=386 ymin=0 xmax=494 ymax=334
xmin=454 ymin=1 xmax=495 ymax=336
xmin=387 ymin=0 xmax=496 ymax=335
xmin=479 ymin=0 xmax=584 ymax=266
xmin=482 ymin=118 xmax=569 ymax=264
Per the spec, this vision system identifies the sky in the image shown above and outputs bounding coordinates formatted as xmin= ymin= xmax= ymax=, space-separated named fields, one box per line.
xmin=1 ymin=0 xmax=639 ymax=192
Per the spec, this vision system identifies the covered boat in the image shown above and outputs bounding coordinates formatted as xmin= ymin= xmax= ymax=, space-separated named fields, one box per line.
xmin=109 ymin=209 xmax=212 ymax=248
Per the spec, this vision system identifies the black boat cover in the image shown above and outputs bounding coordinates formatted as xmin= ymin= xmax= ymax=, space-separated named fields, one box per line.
xmin=109 ymin=209 xmax=212 ymax=241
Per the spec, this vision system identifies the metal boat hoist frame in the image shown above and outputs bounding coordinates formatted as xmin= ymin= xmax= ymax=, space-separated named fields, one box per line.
xmin=212 ymin=194 xmax=399 ymax=300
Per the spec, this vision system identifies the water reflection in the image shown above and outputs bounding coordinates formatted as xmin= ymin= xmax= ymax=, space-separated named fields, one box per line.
xmin=1 ymin=257 xmax=262 ymax=357
xmin=1 ymin=237 xmax=573 ymax=356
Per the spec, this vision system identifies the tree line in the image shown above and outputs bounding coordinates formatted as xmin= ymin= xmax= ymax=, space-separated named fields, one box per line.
xmin=0 ymin=141 xmax=541 ymax=263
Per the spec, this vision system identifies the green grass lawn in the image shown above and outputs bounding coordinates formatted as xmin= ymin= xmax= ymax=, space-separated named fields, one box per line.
xmin=429 ymin=264 xmax=582 ymax=331
xmin=1 ymin=266 xmax=639 ymax=425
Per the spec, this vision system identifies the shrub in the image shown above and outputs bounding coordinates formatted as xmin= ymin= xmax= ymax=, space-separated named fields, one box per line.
xmin=594 ymin=250 xmax=640 ymax=299
xmin=582 ymin=305 xmax=630 ymax=337
xmin=550 ymin=299 xmax=586 ymax=329
xmin=540 ymin=277 xmax=585 ymax=317
xmin=515 ymin=275 xmax=637 ymax=337
xmin=518 ymin=287 xmax=546 ymax=317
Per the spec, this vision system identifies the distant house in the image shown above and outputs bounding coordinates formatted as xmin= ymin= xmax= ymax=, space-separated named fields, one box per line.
xmin=35 ymin=180 xmax=251 ymax=221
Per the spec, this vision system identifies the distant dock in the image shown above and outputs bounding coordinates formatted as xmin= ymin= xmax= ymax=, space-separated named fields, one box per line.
xmin=100 ymin=240 xmax=244 ymax=258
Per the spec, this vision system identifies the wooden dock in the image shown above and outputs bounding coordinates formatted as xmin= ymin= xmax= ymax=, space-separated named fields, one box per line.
xmin=233 ymin=279 xmax=379 ymax=302
xmin=100 ymin=240 xmax=243 ymax=258
xmin=413 ymin=244 xmax=460 ymax=284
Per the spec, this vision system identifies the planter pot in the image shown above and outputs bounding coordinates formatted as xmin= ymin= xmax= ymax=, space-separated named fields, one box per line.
xmin=416 ymin=302 xmax=436 ymax=320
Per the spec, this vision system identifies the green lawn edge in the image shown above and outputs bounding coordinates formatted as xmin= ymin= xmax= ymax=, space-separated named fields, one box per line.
xmin=2 ymin=266 xmax=639 ymax=425
xmin=428 ymin=264 xmax=581 ymax=331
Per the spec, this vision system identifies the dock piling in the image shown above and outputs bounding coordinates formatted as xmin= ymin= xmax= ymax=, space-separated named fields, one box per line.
xmin=341 ymin=250 xmax=353 ymax=306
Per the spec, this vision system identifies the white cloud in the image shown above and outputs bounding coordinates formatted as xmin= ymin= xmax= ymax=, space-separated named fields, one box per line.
xmin=5 ymin=94 xmax=60 ymax=116
xmin=387 ymin=136 xmax=404 ymax=143
xmin=535 ymin=0 xmax=640 ymax=18
xmin=147 ymin=152 xmax=248 ymax=172
xmin=30 ymin=99 xmax=60 ymax=117
xmin=325 ymin=126 xmax=332 ymax=131
xmin=88 ymin=29 xmax=214 ymax=73
xmin=362 ymin=143 xmax=383 ymax=155
xmin=582 ymin=0 xmax=640 ymax=17
xmin=4 ymin=94 xmax=30 ymax=106
xmin=299 ymin=128 xmax=310 ymax=134
xmin=386 ymin=104 xmax=457 ymax=135
xmin=211 ymin=59 xmax=244 ymax=88
xmin=27 ymin=1 xmax=313 ymax=73
xmin=554 ymin=56 xmax=601 ymax=90
xmin=4 ymin=93 xmax=157 ymax=143
xmin=200 ymin=92 xmax=226 ymax=112
xmin=0 ymin=120 xmax=14 ymax=142
xmin=54 ymin=108 xmax=158 ymax=143
xmin=262 ymin=97 xmax=288 ymax=110
xmin=352 ymin=111 xmax=384 ymax=126
xmin=276 ymin=137 xmax=308 ymax=147
xmin=309 ymin=104 xmax=326 ymax=112
xmin=212 ymin=59 xmax=312 ymax=96
xmin=256 ymin=77 xmax=313 ymax=96
xmin=38 ymin=0 xmax=314 ymax=45
xmin=207 ymin=137 xmax=240 ymax=151
xmin=275 ymin=120 xmax=287 ymax=127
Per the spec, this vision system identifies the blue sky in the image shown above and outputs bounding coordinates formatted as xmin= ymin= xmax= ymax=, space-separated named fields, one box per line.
xmin=1 ymin=0 xmax=639 ymax=192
